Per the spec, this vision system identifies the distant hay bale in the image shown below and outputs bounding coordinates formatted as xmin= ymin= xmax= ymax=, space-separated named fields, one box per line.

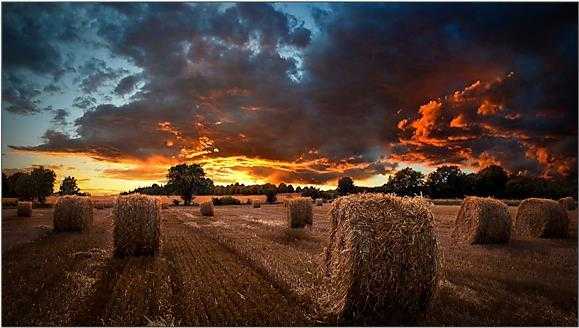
xmin=17 ymin=201 xmax=32 ymax=217
xmin=53 ymin=196 xmax=93 ymax=232
xmin=452 ymin=197 xmax=512 ymax=244
xmin=286 ymin=197 xmax=313 ymax=228
xmin=252 ymin=199 xmax=261 ymax=208
xmin=558 ymin=197 xmax=577 ymax=211
xmin=200 ymin=201 xmax=214 ymax=216
xmin=324 ymin=193 xmax=442 ymax=324
xmin=514 ymin=198 xmax=569 ymax=239
xmin=113 ymin=194 xmax=161 ymax=256
xmin=315 ymin=198 xmax=323 ymax=206
xmin=2 ymin=198 xmax=18 ymax=208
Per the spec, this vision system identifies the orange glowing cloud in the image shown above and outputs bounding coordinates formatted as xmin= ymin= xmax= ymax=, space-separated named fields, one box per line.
xmin=449 ymin=114 xmax=468 ymax=128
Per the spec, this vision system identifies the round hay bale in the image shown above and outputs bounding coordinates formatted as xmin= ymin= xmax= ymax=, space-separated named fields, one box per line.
xmin=252 ymin=199 xmax=261 ymax=208
xmin=53 ymin=196 xmax=93 ymax=232
xmin=3 ymin=198 xmax=18 ymax=208
xmin=17 ymin=201 xmax=32 ymax=217
xmin=315 ymin=198 xmax=323 ymax=206
xmin=452 ymin=197 xmax=512 ymax=244
xmin=286 ymin=197 xmax=313 ymax=228
xmin=200 ymin=201 xmax=214 ymax=216
xmin=324 ymin=193 xmax=442 ymax=324
xmin=113 ymin=194 xmax=161 ymax=256
xmin=558 ymin=197 xmax=577 ymax=211
xmin=514 ymin=198 xmax=569 ymax=239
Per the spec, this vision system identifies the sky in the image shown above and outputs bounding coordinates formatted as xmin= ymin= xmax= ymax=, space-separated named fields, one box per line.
xmin=2 ymin=2 xmax=578 ymax=195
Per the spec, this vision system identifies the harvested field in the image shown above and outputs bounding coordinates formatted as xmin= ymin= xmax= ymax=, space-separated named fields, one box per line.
xmin=2 ymin=203 xmax=577 ymax=326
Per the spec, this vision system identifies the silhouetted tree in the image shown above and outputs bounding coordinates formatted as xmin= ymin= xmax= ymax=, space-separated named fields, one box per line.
xmin=20 ymin=167 xmax=56 ymax=203
xmin=426 ymin=166 xmax=466 ymax=198
xmin=337 ymin=176 xmax=355 ymax=195
xmin=14 ymin=173 xmax=34 ymax=201
xmin=265 ymin=189 xmax=277 ymax=203
xmin=476 ymin=165 xmax=508 ymax=197
xmin=301 ymin=186 xmax=322 ymax=199
xmin=59 ymin=176 xmax=80 ymax=195
xmin=2 ymin=173 xmax=9 ymax=197
xmin=387 ymin=167 xmax=425 ymax=196
xmin=166 ymin=164 xmax=213 ymax=205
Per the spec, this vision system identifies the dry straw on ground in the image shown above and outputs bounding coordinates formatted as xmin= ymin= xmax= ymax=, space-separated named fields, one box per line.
xmin=286 ymin=197 xmax=313 ymax=228
xmin=514 ymin=198 xmax=569 ymax=239
xmin=53 ymin=196 xmax=93 ymax=232
xmin=558 ymin=197 xmax=576 ymax=211
xmin=452 ymin=197 xmax=512 ymax=244
xmin=252 ymin=199 xmax=261 ymax=208
xmin=200 ymin=201 xmax=214 ymax=216
xmin=323 ymin=193 xmax=442 ymax=324
xmin=17 ymin=201 xmax=32 ymax=217
xmin=315 ymin=198 xmax=323 ymax=206
xmin=113 ymin=194 xmax=161 ymax=256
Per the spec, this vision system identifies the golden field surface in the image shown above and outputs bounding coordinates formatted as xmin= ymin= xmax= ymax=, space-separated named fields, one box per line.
xmin=2 ymin=203 xmax=577 ymax=326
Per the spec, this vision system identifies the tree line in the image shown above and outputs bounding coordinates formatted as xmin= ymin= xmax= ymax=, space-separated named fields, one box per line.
xmin=2 ymin=167 xmax=86 ymax=203
xmin=2 ymin=163 xmax=576 ymax=204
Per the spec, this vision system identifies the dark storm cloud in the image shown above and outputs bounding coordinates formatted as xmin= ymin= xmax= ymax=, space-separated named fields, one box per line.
xmin=50 ymin=108 xmax=69 ymax=126
xmin=114 ymin=74 xmax=142 ymax=96
xmin=77 ymin=58 xmax=129 ymax=94
xmin=7 ymin=3 xmax=578 ymax=183
xmin=2 ymin=74 xmax=42 ymax=115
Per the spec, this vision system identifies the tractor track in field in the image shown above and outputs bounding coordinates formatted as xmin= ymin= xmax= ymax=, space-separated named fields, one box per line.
xmin=2 ymin=209 xmax=317 ymax=326
xmin=161 ymin=213 xmax=315 ymax=326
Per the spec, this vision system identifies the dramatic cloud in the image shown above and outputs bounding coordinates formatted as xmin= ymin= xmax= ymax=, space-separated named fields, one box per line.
xmin=4 ymin=3 xmax=577 ymax=188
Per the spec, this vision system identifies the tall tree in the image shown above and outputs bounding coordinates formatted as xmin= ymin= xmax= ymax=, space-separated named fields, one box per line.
xmin=337 ymin=176 xmax=355 ymax=195
xmin=387 ymin=167 xmax=425 ymax=196
xmin=30 ymin=167 xmax=56 ymax=203
xmin=59 ymin=176 xmax=80 ymax=195
xmin=476 ymin=165 xmax=508 ymax=197
xmin=14 ymin=173 xmax=35 ymax=200
xmin=166 ymin=164 xmax=213 ymax=205
xmin=426 ymin=166 xmax=466 ymax=198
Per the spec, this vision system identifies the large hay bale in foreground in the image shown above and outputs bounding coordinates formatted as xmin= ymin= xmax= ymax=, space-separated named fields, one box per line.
xmin=53 ymin=196 xmax=93 ymax=232
xmin=113 ymin=194 xmax=161 ymax=256
xmin=324 ymin=193 xmax=442 ymax=324
xmin=315 ymin=198 xmax=323 ymax=206
xmin=286 ymin=197 xmax=313 ymax=228
xmin=17 ymin=201 xmax=32 ymax=217
xmin=514 ymin=198 xmax=569 ymax=239
xmin=252 ymin=199 xmax=261 ymax=208
xmin=452 ymin=197 xmax=511 ymax=244
xmin=558 ymin=197 xmax=577 ymax=211
xmin=93 ymin=200 xmax=114 ymax=209
xmin=200 ymin=201 xmax=214 ymax=216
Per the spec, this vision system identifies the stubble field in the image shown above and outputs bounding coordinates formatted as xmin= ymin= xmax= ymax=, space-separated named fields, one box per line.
xmin=2 ymin=202 xmax=577 ymax=326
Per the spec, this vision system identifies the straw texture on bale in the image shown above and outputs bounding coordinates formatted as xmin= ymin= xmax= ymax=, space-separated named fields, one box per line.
xmin=53 ymin=196 xmax=93 ymax=232
xmin=17 ymin=201 xmax=32 ymax=217
xmin=200 ymin=201 xmax=214 ymax=216
xmin=514 ymin=198 xmax=569 ymax=239
xmin=93 ymin=200 xmax=114 ymax=209
xmin=558 ymin=197 xmax=577 ymax=211
xmin=315 ymin=198 xmax=323 ymax=206
xmin=452 ymin=197 xmax=512 ymax=244
xmin=324 ymin=193 xmax=442 ymax=324
xmin=252 ymin=199 xmax=261 ymax=208
xmin=286 ymin=197 xmax=313 ymax=228
xmin=113 ymin=194 xmax=161 ymax=256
